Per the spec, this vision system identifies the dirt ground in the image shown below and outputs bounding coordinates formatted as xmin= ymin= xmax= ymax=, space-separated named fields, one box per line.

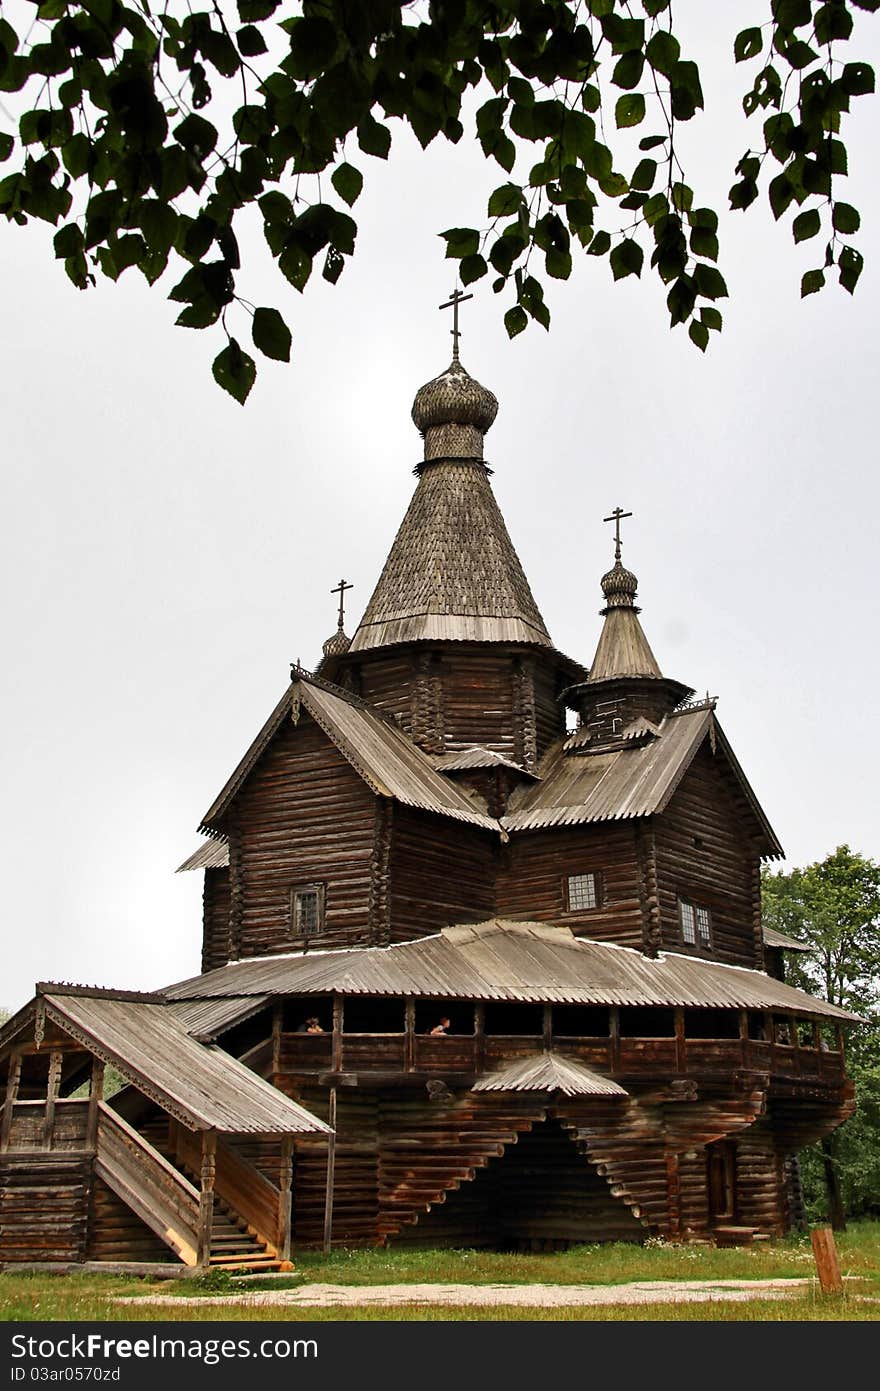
xmin=117 ymin=1277 xmax=815 ymax=1309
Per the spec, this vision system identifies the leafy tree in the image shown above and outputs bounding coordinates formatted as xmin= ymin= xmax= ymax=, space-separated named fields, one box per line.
xmin=0 ymin=1007 xmax=10 ymax=1025
xmin=763 ymin=846 xmax=880 ymax=1226
xmin=0 ymin=2 xmax=877 ymax=401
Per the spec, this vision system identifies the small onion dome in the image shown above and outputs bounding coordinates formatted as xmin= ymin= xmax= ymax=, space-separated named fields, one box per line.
xmin=600 ymin=559 xmax=639 ymax=610
xmin=322 ymin=626 xmax=351 ymax=659
xmin=411 ymin=358 xmax=498 ymax=462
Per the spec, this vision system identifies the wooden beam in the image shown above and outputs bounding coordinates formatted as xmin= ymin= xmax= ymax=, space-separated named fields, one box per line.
xmin=272 ymin=1003 xmax=283 ymax=1079
xmin=674 ymin=1008 xmax=686 ymax=1073
xmin=609 ymin=1007 xmax=620 ymax=1073
xmin=542 ymin=1004 xmax=553 ymax=1050
xmin=43 ymin=1051 xmax=63 ymax=1150
xmin=86 ymin=1058 xmax=104 ymax=1152
xmin=474 ymin=1003 xmax=485 ymax=1073
xmin=322 ymin=1087 xmax=337 ymax=1255
xmin=0 ymin=1052 xmax=22 ymax=1152
xmin=278 ymin=1137 xmax=293 ymax=1264
xmin=196 ymin=1130 xmax=217 ymax=1269
xmin=331 ymin=996 xmax=343 ymax=1073
xmin=404 ymin=999 xmax=415 ymax=1073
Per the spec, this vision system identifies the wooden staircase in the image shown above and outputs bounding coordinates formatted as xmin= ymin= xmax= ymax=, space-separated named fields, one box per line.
xmin=95 ymin=1106 xmax=282 ymax=1272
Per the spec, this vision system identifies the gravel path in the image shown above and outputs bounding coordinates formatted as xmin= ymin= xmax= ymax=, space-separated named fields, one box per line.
xmin=117 ymin=1277 xmax=812 ymax=1309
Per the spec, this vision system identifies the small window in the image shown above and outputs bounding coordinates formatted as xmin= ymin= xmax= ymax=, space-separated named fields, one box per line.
xmin=567 ymin=872 xmax=600 ymax=911
xmin=291 ymin=883 xmax=324 ymax=937
xmin=679 ymin=898 xmax=711 ymax=948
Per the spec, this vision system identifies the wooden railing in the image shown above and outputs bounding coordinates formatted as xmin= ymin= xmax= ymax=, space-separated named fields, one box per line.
xmin=95 ymin=1104 xmax=200 ymax=1266
xmin=173 ymin=1126 xmax=281 ymax=1256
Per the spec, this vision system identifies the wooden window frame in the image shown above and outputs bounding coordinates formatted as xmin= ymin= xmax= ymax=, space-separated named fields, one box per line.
xmin=290 ymin=882 xmax=325 ymax=939
xmin=679 ymin=896 xmax=712 ymax=950
xmin=565 ymin=871 xmax=601 ymax=913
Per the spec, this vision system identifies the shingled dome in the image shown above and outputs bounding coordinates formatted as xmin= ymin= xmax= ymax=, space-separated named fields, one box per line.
xmin=411 ymin=357 xmax=498 ymax=463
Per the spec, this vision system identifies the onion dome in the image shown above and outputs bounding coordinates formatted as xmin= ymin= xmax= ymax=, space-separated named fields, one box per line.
xmin=600 ymin=559 xmax=640 ymax=611
xmin=411 ymin=358 xmax=498 ymax=463
xmin=322 ymin=624 xmax=351 ymax=659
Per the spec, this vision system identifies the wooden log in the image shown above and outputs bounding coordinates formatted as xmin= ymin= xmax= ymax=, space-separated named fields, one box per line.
xmin=811 ymin=1226 xmax=843 ymax=1294
xmin=196 ymin=1131 xmax=216 ymax=1269
xmin=323 ymin=1087 xmax=337 ymax=1254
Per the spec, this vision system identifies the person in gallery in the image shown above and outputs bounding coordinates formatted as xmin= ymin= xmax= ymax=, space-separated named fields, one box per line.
xmin=429 ymin=1016 xmax=451 ymax=1036
xmin=296 ymin=1016 xmax=324 ymax=1034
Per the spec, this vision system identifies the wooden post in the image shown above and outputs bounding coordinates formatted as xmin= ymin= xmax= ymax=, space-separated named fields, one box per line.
xmin=278 ymin=1137 xmax=293 ymax=1267
xmin=542 ymin=1004 xmax=553 ymax=1051
xmin=43 ymin=1051 xmax=63 ymax=1150
xmin=835 ymin=1024 xmax=845 ymax=1059
xmin=404 ymin=998 xmax=415 ymax=1073
xmin=271 ymin=1003 xmax=283 ymax=1081
xmin=812 ymin=1020 xmax=821 ymax=1051
xmin=197 ymin=1130 xmax=217 ymax=1269
xmin=609 ymin=1007 xmax=620 ymax=1073
xmin=0 ymin=1053 xmax=21 ymax=1152
xmin=322 ymin=1087 xmax=337 ymax=1255
xmin=739 ymin=1010 xmax=749 ymax=1066
xmin=474 ymin=1003 xmax=485 ymax=1073
xmin=665 ymin=1152 xmax=681 ymax=1239
xmin=674 ymin=1007 xmax=686 ymax=1073
xmin=791 ymin=1014 xmax=802 ymax=1073
xmin=331 ymin=996 xmax=343 ymax=1073
xmin=811 ymin=1226 xmax=843 ymax=1294
xmin=86 ymin=1058 xmax=104 ymax=1151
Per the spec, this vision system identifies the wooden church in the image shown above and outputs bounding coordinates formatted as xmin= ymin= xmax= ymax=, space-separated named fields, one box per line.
xmin=0 ymin=321 xmax=858 ymax=1271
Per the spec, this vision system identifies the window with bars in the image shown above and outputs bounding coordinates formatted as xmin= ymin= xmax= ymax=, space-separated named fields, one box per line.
xmin=679 ymin=897 xmax=711 ymax=948
xmin=567 ymin=872 xmax=600 ymax=911
xmin=291 ymin=884 xmax=324 ymax=937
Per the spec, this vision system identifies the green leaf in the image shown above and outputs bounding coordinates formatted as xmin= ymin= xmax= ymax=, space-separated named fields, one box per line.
xmin=460 ymin=253 xmax=487 ymax=286
xmin=639 ymin=135 xmax=666 ymax=151
xmin=53 ymin=223 xmax=83 ymax=259
xmin=252 ymin=307 xmax=291 ymax=361
xmin=815 ymin=3 xmax=853 ymax=44
xmin=587 ymin=229 xmax=611 ymax=256
xmin=174 ymin=114 xmax=218 ymax=155
xmin=783 ymin=40 xmax=819 ymax=70
xmin=357 ymin=114 xmax=391 ymax=159
xmin=832 ymin=202 xmax=860 ymax=234
xmin=645 ymin=31 xmax=680 ymax=77
xmin=700 ymin=306 xmax=723 ymax=331
xmin=644 ymin=193 xmax=669 ymax=225
xmin=488 ymin=183 xmax=524 ymax=218
xmin=236 ymin=24 xmax=268 ymax=56
xmin=504 ymin=305 xmax=528 ymax=338
xmin=213 ymin=339 xmax=256 ymax=403
xmin=801 ymin=268 xmax=825 ymax=297
xmin=612 ymin=51 xmax=644 ymax=89
xmin=0 ymin=132 xmax=12 ymax=162
xmin=792 ymin=208 xmax=821 ymax=243
xmin=610 ymin=238 xmax=643 ymax=280
xmin=838 ymin=246 xmax=863 ymax=294
xmin=546 ymin=248 xmax=572 ymax=280
xmin=734 ymin=28 xmax=763 ymax=62
xmin=671 ymin=183 xmax=693 ymax=214
xmin=690 ymin=227 xmax=719 ymax=260
xmin=331 ymin=163 xmax=363 ymax=207
xmin=688 ymin=320 xmax=709 ymax=352
xmin=841 ymin=62 xmax=875 ymax=96
xmin=631 ymin=158 xmax=657 ymax=191
xmin=693 ymin=264 xmax=728 ymax=299
xmin=441 ymin=227 xmax=480 ymax=259
xmin=769 ymin=173 xmax=794 ymax=220
xmin=615 ymin=93 xmax=645 ymax=128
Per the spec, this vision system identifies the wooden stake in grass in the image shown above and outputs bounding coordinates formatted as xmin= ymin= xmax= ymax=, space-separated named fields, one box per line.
xmin=811 ymin=1226 xmax=843 ymax=1294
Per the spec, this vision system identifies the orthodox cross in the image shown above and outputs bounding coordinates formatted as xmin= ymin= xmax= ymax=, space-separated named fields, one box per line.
xmin=603 ymin=507 xmax=633 ymax=562
xmin=331 ymin=577 xmax=353 ymax=630
xmin=439 ymin=287 xmax=473 ymax=362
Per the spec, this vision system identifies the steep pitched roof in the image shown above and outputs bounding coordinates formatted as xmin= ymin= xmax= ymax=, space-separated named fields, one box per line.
xmin=501 ymin=707 xmax=783 ymax=856
xmin=348 ymin=459 xmax=552 ymax=652
xmin=199 ymin=675 xmax=498 ymax=834
xmin=163 ymin=920 xmax=859 ymax=1020
xmin=472 ymin=1052 xmax=628 ymax=1097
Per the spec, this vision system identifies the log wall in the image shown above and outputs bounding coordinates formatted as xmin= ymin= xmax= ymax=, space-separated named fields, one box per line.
xmin=229 ymin=712 xmax=378 ymax=957
xmin=87 ymin=1176 xmax=170 ymax=1263
xmin=202 ymin=868 xmax=232 ymax=972
xmin=495 ymin=823 xmax=646 ymax=947
xmin=654 ymin=743 xmax=762 ymax=968
xmin=0 ymin=1154 xmax=91 ymax=1263
xmin=388 ymin=808 xmax=496 ymax=943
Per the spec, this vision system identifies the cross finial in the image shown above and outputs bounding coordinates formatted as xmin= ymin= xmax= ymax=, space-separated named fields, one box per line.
xmin=331 ymin=577 xmax=353 ymax=631
xmin=439 ymin=287 xmax=473 ymax=363
xmin=603 ymin=507 xmax=633 ymax=562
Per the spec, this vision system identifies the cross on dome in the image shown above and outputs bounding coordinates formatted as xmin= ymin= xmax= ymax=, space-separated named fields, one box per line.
xmin=439 ymin=287 xmax=473 ymax=364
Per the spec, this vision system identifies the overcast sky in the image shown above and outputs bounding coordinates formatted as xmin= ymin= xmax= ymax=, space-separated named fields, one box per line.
xmin=2 ymin=5 xmax=878 ymax=1009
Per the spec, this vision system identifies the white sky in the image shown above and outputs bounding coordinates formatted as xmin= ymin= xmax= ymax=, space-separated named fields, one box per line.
xmin=2 ymin=6 xmax=878 ymax=1009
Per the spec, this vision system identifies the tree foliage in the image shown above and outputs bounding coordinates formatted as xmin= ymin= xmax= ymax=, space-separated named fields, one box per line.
xmin=0 ymin=1 xmax=876 ymax=401
xmin=763 ymin=845 xmax=880 ymax=1218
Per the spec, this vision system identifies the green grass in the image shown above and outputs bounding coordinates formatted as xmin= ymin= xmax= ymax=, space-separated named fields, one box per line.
xmin=1 ymin=1222 xmax=878 ymax=1322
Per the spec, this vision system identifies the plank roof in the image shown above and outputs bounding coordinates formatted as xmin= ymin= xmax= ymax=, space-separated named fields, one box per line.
xmin=164 ymin=920 xmax=858 ymax=1020
xmin=38 ymin=993 xmax=330 ymax=1135
xmin=763 ymin=926 xmax=812 ymax=952
xmin=472 ymin=1052 xmax=628 ymax=1097
xmin=502 ymin=708 xmax=783 ymax=856
xmin=200 ymin=675 xmax=498 ymax=834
